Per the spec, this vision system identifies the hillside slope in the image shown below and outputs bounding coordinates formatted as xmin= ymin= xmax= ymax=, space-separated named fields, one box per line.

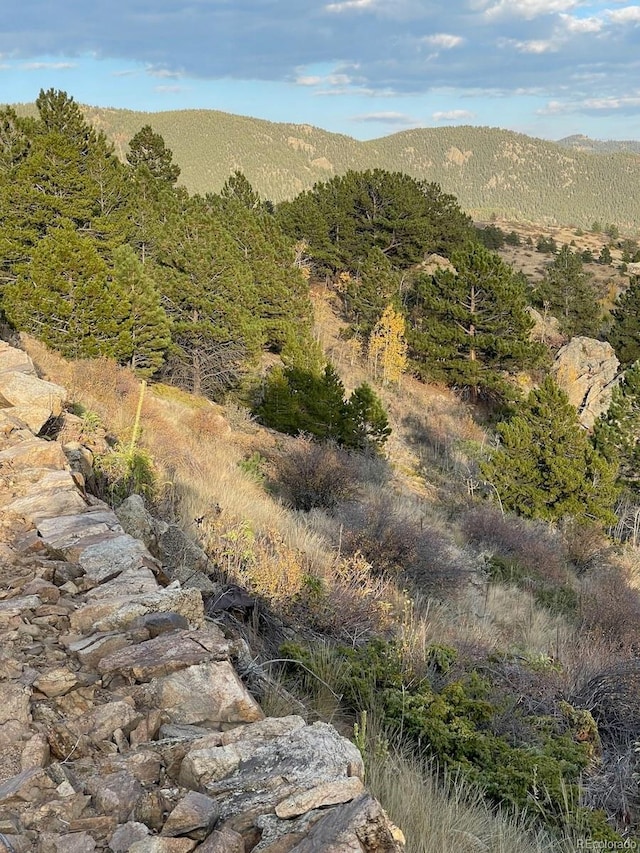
xmin=11 ymin=102 xmax=640 ymax=229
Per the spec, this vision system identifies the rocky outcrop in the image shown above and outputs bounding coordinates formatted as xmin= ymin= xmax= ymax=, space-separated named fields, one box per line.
xmin=551 ymin=336 xmax=619 ymax=429
xmin=526 ymin=307 xmax=563 ymax=348
xmin=0 ymin=342 xmax=405 ymax=852
xmin=0 ymin=340 xmax=66 ymax=433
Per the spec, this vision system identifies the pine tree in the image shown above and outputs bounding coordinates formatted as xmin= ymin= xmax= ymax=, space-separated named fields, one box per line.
xmin=3 ymin=222 xmax=130 ymax=359
xmin=406 ymin=243 xmax=543 ymax=398
xmin=276 ymin=169 xmax=474 ymax=276
xmin=344 ymin=383 xmax=391 ymax=449
xmin=481 ymin=376 xmax=618 ymax=523
xmin=608 ymin=277 xmax=640 ymax=368
xmin=220 ymin=170 xmax=264 ymax=211
xmin=257 ymin=364 xmax=391 ymax=449
xmin=257 ymin=363 xmax=347 ymax=442
xmin=368 ymin=304 xmax=408 ymax=385
xmin=535 ymin=244 xmax=601 ymax=338
xmin=111 ymin=245 xmax=171 ymax=377
xmin=341 ymin=248 xmax=400 ymax=337
xmin=593 ymin=360 xmax=640 ymax=493
xmin=127 ymin=125 xmax=181 ymax=185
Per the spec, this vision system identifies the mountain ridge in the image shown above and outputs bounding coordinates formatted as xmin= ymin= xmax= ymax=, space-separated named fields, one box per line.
xmin=10 ymin=101 xmax=640 ymax=229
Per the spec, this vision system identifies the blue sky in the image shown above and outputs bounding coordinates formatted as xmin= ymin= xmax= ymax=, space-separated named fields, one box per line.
xmin=2 ymin=1 xmax=640 ymax=141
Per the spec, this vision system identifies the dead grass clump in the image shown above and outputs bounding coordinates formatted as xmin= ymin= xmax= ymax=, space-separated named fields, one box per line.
xmin=581 ymin=740 xmax=640 ymax=834
xmin=302 ymin=553 xmax=402 ymax=644
xmin=184 ymin=407 xmax=231 ymax=441
xmin=559 ymin=517 xmax=614 ymax=574
xmin=272 ymin=438 xmax=360 ymax=512
xmin=569 ymin=660 xmax=640 ymax=747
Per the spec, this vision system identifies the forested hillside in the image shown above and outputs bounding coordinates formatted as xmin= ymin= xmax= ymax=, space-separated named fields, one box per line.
xmin=6 ymin=89 xmax=640 ymax=850
xmin=9 ymin=102 xmax=640 ymax=228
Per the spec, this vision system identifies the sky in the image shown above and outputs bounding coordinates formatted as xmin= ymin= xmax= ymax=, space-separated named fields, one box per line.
xmin=1 ymin=1 xmax=640 ymax=142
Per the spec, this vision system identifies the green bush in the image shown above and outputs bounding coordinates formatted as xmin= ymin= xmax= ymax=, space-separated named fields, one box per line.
xmin=281 ymin=638 xmax=619 ymax=840
xmin=256 ymin=362 xmax=390 ymax=450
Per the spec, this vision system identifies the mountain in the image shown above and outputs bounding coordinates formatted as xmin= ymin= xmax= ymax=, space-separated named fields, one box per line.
xmin=13 ymin=102 xmax=640 ymax=229
xmin=557 ymin=134 xmax=640 ymax=155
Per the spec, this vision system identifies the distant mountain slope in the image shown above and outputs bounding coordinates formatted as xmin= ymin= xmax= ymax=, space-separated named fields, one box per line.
xmin=557 ymin=134 xmax=640 ymax=155
xmin=12 ymin=103 xmax=640 ymax=229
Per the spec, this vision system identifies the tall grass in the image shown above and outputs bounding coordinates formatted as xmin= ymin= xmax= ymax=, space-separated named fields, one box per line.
xmin=365 ymin=742 xmax=579 ymax=853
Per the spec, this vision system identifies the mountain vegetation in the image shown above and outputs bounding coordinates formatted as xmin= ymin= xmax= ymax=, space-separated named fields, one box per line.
xmin=5 ymin=88 xmax=640 ymax=849
xmin=9 ymin=101 xmax=640 ymax=229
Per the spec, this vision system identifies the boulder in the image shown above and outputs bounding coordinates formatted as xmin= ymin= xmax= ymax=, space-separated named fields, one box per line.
xmin=551 ymin=336 xmax=620 ymax=429
xmin=98 ymin=628 xmax=230 ymax=682
xmin=291 ymin=793 xmax=405 ymax=852
xmin=153 ymin=660 xmax=264 ymax=726
xmin=161 ymin=791 xmax=220 ymax=839
xmin=0 ymin=367 xmax=66 ymax=433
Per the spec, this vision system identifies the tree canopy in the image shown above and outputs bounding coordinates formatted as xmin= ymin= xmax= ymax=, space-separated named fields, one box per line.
xmin=481 ymin=376 xmax=618 ymax=523
xmin=405 ymin=243 xmax=544 ymax=398
xmin=275 ymin=168 xmax=475 ymax=275
xmin=534 ymin=244 xmax=601 ymax=338
xmin=0 ymin=89 xmax=316 ymax=395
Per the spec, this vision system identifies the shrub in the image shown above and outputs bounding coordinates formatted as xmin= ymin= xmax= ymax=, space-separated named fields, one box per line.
xmin=273 ymin=438 xmax=359 ymax=511
xmin=281 ymin=639 xmax=616 ymax=839
xmin=257 ymin=363 xmax=391 ymax=450
xmin=338 ymin=495 xmax=472 ymax=592
xmin=480 ymin=377 xmax=618 ymax=525
xmin=462 ymin=504 xmax=568 ymax=587
xmin=94 ymin=445 xmax=157 ymax=507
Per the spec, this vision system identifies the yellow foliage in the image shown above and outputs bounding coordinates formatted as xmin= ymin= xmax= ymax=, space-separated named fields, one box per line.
xmin=335 ymin=271 xmax=355 ymax=294
xmin=368 ymin=304 xmax=408 ymax=386
xmin=216 ymin=523 xmax=305 ymax=605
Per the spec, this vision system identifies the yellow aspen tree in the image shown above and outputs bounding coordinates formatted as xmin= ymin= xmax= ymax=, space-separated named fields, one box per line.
xmin=368 ymin=304 xmax=408 ymax=386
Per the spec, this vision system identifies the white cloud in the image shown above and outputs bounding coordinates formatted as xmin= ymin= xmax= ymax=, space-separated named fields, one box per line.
xmin=514 ymin=38 xmax=558 ymax=52
xmin=296 ymin=75 xmax=323 ymax=86
xmin=421 ymin=33 xmax=465 ymax=49
xmin=325 ymin=0 xmax=376 ymax=12
xmin=154 ymin=84 xmax=185 ymax=94
xmin=481 ymin=0 xmax=579 ymax=20
xmin=351 ymin=110 xmax=416 ymax=123
xmin=607 ymin=5 xmax=640 ymax=23
xmin=559 ymin=13 xmax=603 ymax=33
xmin=22 ymin=61 xmax=75 ymax=70
xmin=539 ymin=93 xmax=640 ymax=114
xmin=147 ymin=67 xmax=183 ymax=79
xmin=432 ymin=109 xmax=476 ymax=121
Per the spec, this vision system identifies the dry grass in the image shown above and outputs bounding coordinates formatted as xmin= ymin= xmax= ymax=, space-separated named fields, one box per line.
xmin=365 ymin=741 xmax=578 ymax=853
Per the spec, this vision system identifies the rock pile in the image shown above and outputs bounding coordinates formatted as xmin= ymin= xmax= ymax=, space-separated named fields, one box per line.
xmin=0 ymin=343 xmax=404 ymax=852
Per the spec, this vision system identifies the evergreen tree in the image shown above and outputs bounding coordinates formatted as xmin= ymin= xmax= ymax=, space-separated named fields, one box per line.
xmin=406 ymin=243 xmax=543 ymax=398
xmin=257 ymin=363 xmax=348 ymax=442
xmin=35 ymin=89 xmax=95 ymax=149
xmin=344 ymin=383 xmax=391 ymax=449
xmin=608 ymin=277 xmax=640 ymax=368
xmin=593 ymin=360 xmax=640 ymax=493
xmin=111 ymin=245 xmax=171 ymax=377
xmin=535 ymin=244 xmax=601 ymax=338
xmin=127 ymin=125 xmax=181 ymax=185
xmin=257 ymin=363 xmax=391 ymax=449
xmin=276 ymin=169 xmax=474 ymax=275
xmin=481 ymin=376 xmax=618 ymax=523
xmin=0 ymin=106 xmax=31 ymax=174
xmin=220 ymin=170 xmax=264 ymax=211
xmin=208 ymin=193 xmax=315 ymax=353
xmin=341 ymin=247 xmax=401 ymax=336
xmin=3 ymin=222 xmax=130 ymax=359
